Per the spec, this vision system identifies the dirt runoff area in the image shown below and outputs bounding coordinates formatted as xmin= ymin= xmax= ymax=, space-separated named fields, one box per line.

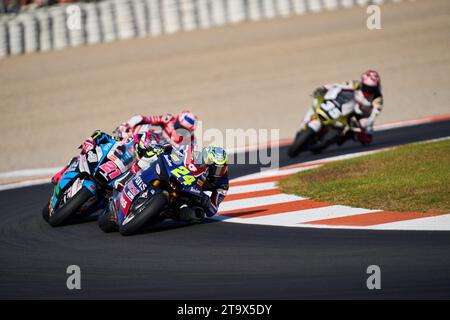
xmin=0 ymin=0 xmax=449 ymax=176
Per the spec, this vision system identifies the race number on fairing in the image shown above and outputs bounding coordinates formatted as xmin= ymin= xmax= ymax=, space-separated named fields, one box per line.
xmin=321 ymin=101 xmax=342 ymax=119
xmin=171 ymin=166 xmax=196 ymax=186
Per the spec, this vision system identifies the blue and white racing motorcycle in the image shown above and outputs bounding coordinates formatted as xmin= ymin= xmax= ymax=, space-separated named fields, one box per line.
xmin=99 ymin=147 xmax=205 ymax=236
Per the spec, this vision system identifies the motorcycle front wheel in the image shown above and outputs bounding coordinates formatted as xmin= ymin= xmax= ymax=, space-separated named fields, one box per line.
xmin=119 ymin=191 xmax=168 ymax=236
xmin=287 ymin=127 xmax=316 ymax=158
xmin=47 ymin=187 xmax=93 ymax=227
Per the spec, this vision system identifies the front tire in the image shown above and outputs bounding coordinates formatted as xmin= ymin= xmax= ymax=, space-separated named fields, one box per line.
xmin=48 ymin=187 xmax=93 ymax=227
xmin=119 ymin=192 xmax=168 ymax=236
xmin=287 ymin=127 xmax=316 ymax=158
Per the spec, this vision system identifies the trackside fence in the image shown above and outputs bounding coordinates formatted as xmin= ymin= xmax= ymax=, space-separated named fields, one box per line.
xmin=0 ymin=0 xmax=393 ymax=59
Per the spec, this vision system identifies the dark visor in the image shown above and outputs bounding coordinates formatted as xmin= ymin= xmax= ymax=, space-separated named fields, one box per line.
xmin=361 ymin=84 xmax=378 ymax=95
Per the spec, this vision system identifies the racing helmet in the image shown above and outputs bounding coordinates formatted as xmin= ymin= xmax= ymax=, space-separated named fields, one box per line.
xmin=360 ymin=70 xmax=381 ymax=100
xmin=174 ymin=111 xmax=198 ymax=132
xmin=201 ymin=145 xmax=228 ymax=177
xmin=133 ymin=132 xmax=159 ymax=159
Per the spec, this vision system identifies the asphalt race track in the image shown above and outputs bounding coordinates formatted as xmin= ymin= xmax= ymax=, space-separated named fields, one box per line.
xmin=1 ymin=120 xmax=450 ymax=299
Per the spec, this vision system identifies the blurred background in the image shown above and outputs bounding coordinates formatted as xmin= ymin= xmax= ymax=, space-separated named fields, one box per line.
xmin=0 ymin=0 xmax=449 ymax=175
xmin=1 ymin=0 xmax=73 ymax=15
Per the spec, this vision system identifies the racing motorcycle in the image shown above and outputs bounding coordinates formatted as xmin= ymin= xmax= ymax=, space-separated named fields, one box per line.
xmin=287 ymin=93 xmax=364 ymax=157
xmin=99 ymin=147 xmax=205 ymax=236
xmin=42 ymin=133 xmax=136 ymax=227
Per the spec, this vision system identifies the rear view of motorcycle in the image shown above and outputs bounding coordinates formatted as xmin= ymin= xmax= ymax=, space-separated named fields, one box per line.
xmin=43 ymin=133 xmax=135 ymax=227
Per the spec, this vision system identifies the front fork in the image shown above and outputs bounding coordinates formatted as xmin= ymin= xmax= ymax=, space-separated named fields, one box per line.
xmin=307 ymin=119 xmax=322 ymax=133
xmin=303 ymin=103 xmax=323 ymax=133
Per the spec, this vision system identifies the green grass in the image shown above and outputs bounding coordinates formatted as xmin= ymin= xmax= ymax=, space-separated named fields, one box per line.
xmin=278 ymin=139 xmax=450 ymax=213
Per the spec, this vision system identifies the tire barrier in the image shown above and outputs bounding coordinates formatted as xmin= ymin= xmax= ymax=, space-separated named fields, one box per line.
xmin=19 ymin=13 xmax=39 ymax=53
xmin=147 ymin=0 xmax=163 ymax=36
xmin=0 ymin=0 xmax=389 ymax=59
xmin=134 ymin=0 xmax=148 ymax=37
xmin=36 ymin=10 xmax=53 ymax=52
xmin=0 ymin=18 xmax=8 ymax=58
xmin=115 ymin=0 xmax=136 ymax=40
xmin=8 ymin=18 xmax=23 ymax=55
xmin=50 ymin=6 xmax=69 ymax=50
xmin=84 ymin=3 xmax=103 ymax=45
xmin=99 ymin=0 xmax=117 ymax=42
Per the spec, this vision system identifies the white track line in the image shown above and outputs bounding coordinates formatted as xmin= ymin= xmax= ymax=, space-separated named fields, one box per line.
xmin=230 ymin=206 xmax=381 ymax=226
xmin=231 ymin=165 xmax=321 ymax=182
xmin=227 ymin=182 xmax=277 ymax=195
xmin=0 ymin=178 xmax=51 ymax=192
xmin=212 ymin=206 xmax=380 ymax=226
xmin=0 ymin=167 xmax=59 ymax=180
xmin=374 ymin=114 xmax=450 ymax=131
xmin=369 ymin=214 xmax=450 ymax=231
xmin=220 ymin=194 xmax=306 ymax=212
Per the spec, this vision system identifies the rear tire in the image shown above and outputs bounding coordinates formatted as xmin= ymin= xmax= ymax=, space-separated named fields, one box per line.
xmin=48 ymin=187 xmax=93 ymax=227
xmin=98 ymin=208 xmax=118 ymax=233
xmin=42 ymin=203 xmax=50 ymax=222
xmin=119 ymin=192 xmax=168 ymax=236
xmin=288 ymin=128 xmax=316 ymax=158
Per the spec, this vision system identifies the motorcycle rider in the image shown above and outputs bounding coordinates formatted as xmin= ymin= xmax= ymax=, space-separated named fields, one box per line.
xmin=52 ymin=111 xmax=198 ymax=185
xmin=112 ymin=131 xmax=166 ymax=191
xmin=303 ymin=70 xmax=383 ymax=151
xmin=51 ymin=130 xmax=120 ymax=185
xmin=98 ymin=144 xmax=229 ymax=232
xmin=115 ymin=111 xmax=198 ymax=150
xmin=179 ymin=145 xmax=229 ymax=221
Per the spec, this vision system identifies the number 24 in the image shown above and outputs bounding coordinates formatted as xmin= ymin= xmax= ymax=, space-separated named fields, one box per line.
xmin=171 ymin=166 xmax=196 ymax=186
